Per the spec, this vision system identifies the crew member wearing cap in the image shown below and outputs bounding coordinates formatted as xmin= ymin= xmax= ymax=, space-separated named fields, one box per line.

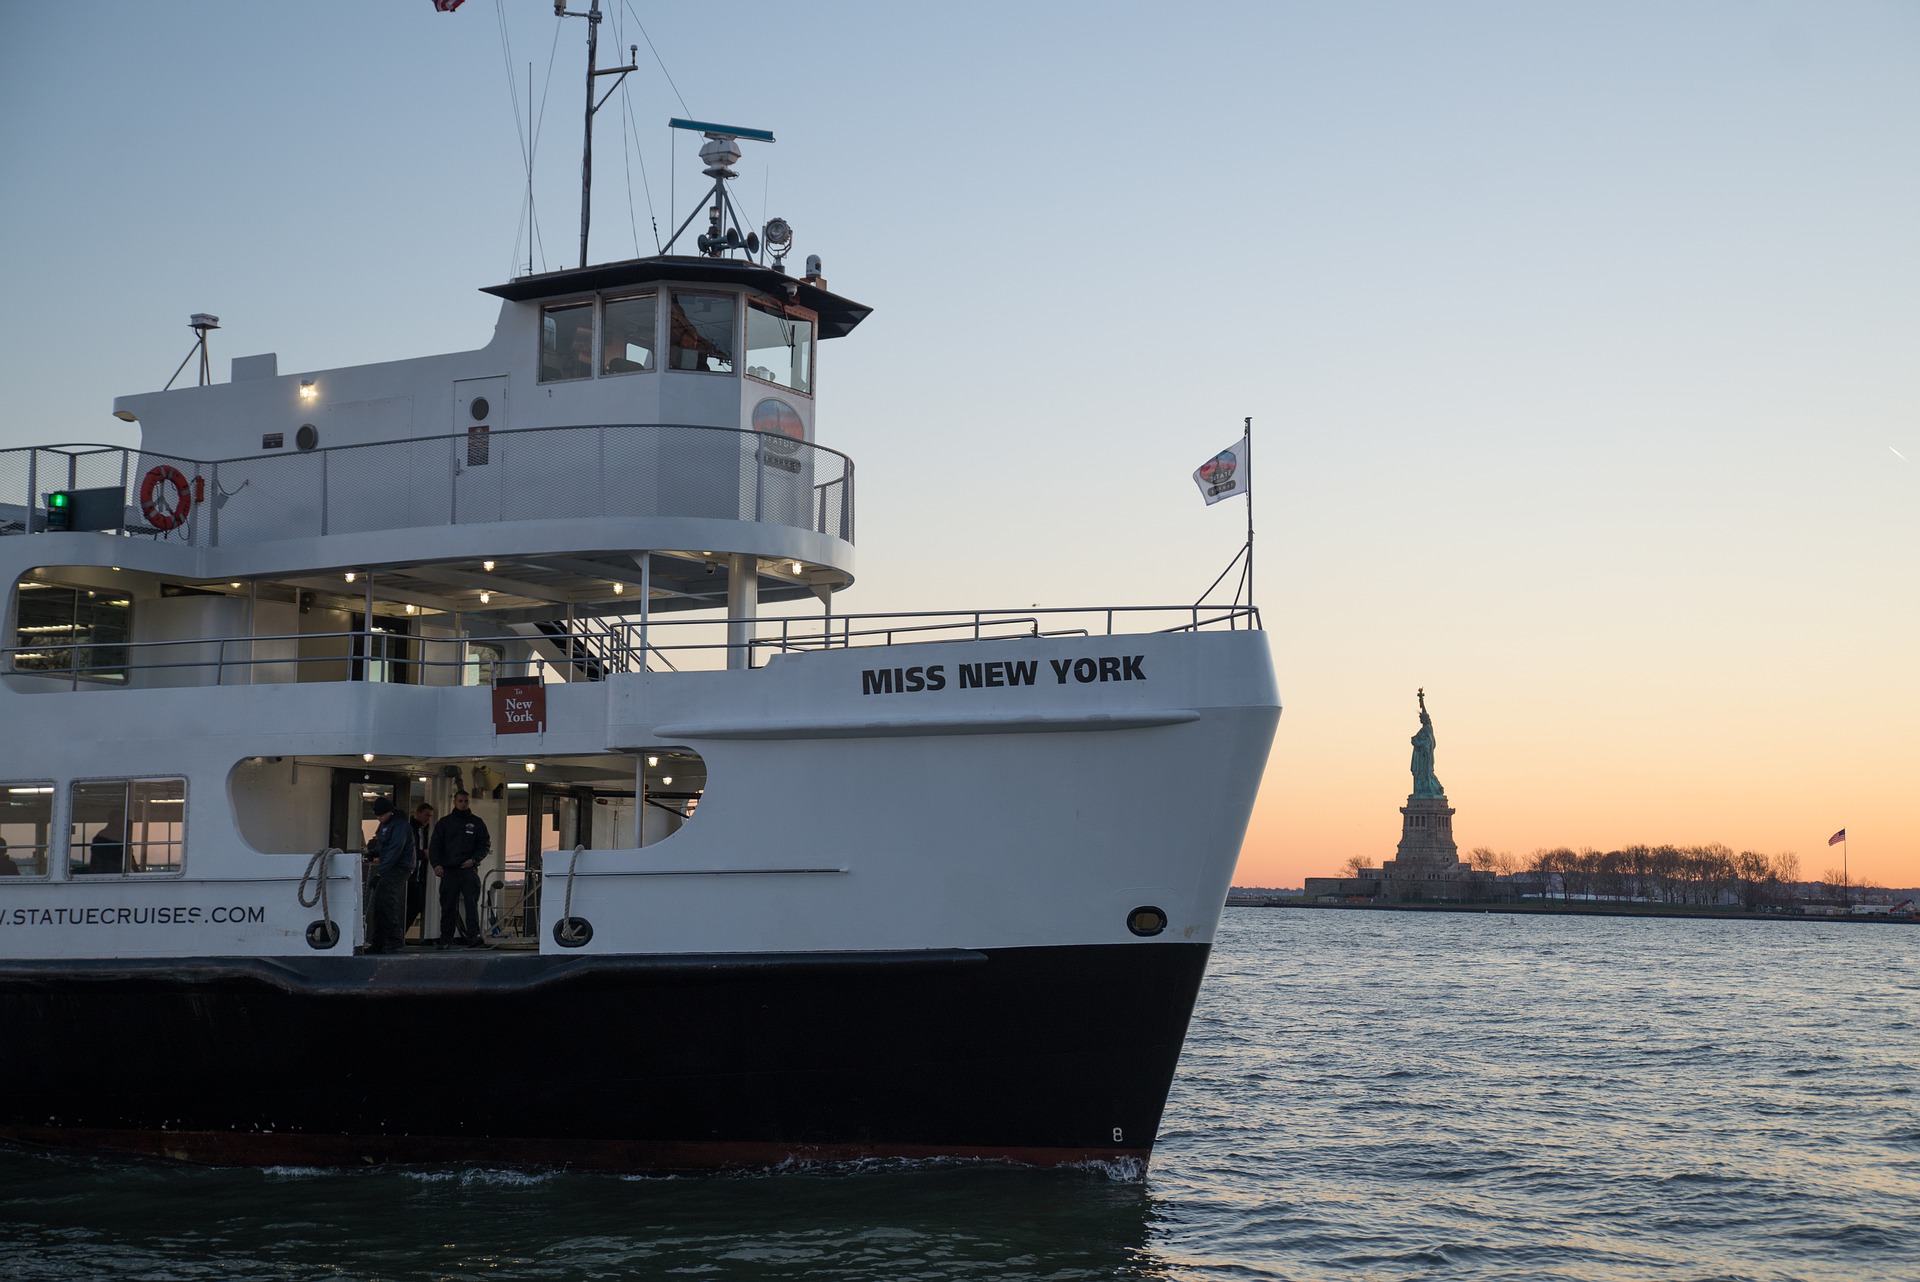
xmin=364 ymin=796 xmax=415 ymax=954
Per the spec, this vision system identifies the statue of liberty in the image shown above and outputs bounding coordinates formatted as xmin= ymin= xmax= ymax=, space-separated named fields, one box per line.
xmin=1410 ymin=688 xmax=1444 ymax=798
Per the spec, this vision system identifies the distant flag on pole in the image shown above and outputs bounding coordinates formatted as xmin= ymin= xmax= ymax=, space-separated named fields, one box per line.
xmin=1193 ymin=434 xmax=1250 ymax=505
xmin=1828 ymin=829 xmax=1846 ymax=845
xmin=431 ymin=0 xmax=466 ymax=12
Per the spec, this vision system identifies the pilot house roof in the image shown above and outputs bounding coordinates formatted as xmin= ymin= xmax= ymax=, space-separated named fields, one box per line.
xmin=483 ymin=255 xmax=872 ymax=339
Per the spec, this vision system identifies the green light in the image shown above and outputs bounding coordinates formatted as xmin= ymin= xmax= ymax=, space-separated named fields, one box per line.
xmin=49 ymin=493 xmax=69 ymax=508
xmin=46 ymin=490 xmax=72 ymax=531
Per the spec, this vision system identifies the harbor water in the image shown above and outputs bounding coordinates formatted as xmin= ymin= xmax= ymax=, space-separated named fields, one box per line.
xmin=1 ymin=909 xmax=1914 ymax=1280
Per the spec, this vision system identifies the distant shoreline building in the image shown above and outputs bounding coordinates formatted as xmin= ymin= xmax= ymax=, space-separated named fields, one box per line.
xmin=1304 ymin=690 xmax=1499 ymax=903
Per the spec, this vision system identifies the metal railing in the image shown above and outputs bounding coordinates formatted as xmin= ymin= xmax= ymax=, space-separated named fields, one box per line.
xmin=2 ymin=606 xmax=1261 ymax=689
xmin=0 ymin=423 xmax=855 ymax=547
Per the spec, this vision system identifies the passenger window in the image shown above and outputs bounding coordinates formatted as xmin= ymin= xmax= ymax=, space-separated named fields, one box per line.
xmin=668 ymin=293 xmax=735 ymax=373
xmin=0 ymin=783 xmax=54 ymax=877
xmin=539 ymin=302 xmax=595 ymax=382
xmin=70 ymin=778 xmax=185 ymax=876
xmin=11 ymin=581 xmax=131 ymax=683
xmin=601 ymin=293 xmax=657 ymax=374
xmin=745 ymin=301 xmax=813 ymax=394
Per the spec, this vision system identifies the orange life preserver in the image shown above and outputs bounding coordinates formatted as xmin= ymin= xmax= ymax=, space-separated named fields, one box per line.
xmin=139 ymin=465 xmax=193 ymax=531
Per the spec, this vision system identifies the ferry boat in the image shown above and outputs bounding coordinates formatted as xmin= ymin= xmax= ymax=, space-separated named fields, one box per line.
xmin=0 ymin=16 xmax=1278 ymax=1172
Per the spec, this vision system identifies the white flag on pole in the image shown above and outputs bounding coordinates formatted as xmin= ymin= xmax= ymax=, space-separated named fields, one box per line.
xmin=1192 ymin=434 xmax=1250 ymax=505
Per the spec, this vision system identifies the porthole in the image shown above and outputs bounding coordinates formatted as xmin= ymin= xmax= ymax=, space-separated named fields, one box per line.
xmin=1127 ymin=906 xmax=1167 ymax=937
xmin=295 ymin=423 xmax=319 ymax=451
xmin=470 ymin=396 xmax=490 ymax=421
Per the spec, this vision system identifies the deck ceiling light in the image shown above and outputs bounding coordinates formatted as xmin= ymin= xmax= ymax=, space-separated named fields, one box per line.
xmin=661 ymin=776 xmax=673 ymax=786
xmin=647 ymin=756 xmax=658 ymax=767
xmin=613 ymin=582 xmax=624 ymax=594
xmin=524 ymin=762 xmax=536 ymax=773
xmin=362 ymin=753 xmax=375 ymax=762
xmin=791 ymin=561 xmax=802 ymax=573
xmin=404 ymin=603 xmax=417 ymax=614
xmin=344 ymin=572 xmax=356 ymax=583
xmin=479 ymin=591 xmax=491 ymax=604
xmin=482 ymin=560 xmax=495 ymax=572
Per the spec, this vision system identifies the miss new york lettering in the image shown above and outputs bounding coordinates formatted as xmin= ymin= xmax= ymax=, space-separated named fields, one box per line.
xmin=860 ymin=655 xmax=1145 ymax=695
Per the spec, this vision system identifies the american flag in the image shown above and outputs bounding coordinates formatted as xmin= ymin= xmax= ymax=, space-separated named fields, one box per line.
xmin=1828 ymin=828 xmax=1846 ymax=845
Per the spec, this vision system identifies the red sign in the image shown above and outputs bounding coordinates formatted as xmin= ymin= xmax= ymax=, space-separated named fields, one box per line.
xmin=492 ymin=677 xmax=545 ymax=734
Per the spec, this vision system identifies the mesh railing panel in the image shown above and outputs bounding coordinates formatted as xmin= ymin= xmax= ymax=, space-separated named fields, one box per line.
xmin=0 ymin=425 xmax=854 ymax=548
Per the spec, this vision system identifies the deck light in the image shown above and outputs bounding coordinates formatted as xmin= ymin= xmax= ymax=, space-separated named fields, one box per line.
xmin=112 ymin=410 xmax=139 ymax=423
xmin=613 ymin=582 xmax=624 ymax=594
xmin=661 ymin=776 xmax=672 ymax=786
xmin=362 ymin=753 xmax=375 ymax=763
xmin=647 ymin=756 xmax=658 ymax=767
xmin=482 ymin=560 xmax=495 ymax=572
xmin=479 ymin=591 xmax=491 ymax=604
xmin=524 ymin=762 xmax=536 ymax=773
xmin=791 ymin=561 xmax=802 ymax=574
xmin=344 ymin=572 xmax=356 ymax=583
xmin=299 ymin=380 xmax=317 ymax=402
xmin=404 ymin=603 xmax=417 ymax=614
xmin=230 ymin=582 xmax=242 ymax=589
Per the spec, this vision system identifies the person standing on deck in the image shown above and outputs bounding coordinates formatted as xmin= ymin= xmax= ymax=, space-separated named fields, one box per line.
xmin=430 ymin=791 xmax=489 ymax=948
xmin=406 ymin=803 xmax=436 ymax=937
xmin=363 ymin=797 xmax=414 ymax=954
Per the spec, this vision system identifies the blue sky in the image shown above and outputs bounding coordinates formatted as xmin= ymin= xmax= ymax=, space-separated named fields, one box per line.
xmin=2 ymin=2 xmax=1915 ymax=883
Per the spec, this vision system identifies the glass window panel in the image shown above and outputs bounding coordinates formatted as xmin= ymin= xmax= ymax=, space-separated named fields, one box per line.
xmin=71 ymin=780 xmax=129 ymax=875
xmin=745 ymin=302 xmax=813 ymax=394
xmin=70 ymin=779 xmax=186 ymax=875
xmin=76 ymin=589 xmax=131 ymax=683
xmin=128 ymin=779 xmax=186 ymax=874
xmin=539 ymin=302 xmax=595 ymax=382
xmin=601 ymin=293 xmax=656 ymax=374
xmin=668 ymin=293 xmax=735 ymax=373
xmin=0 ymin=783 xmax=54 ymax=877
xmin=11 ymin=582 xmax=74 ymax=674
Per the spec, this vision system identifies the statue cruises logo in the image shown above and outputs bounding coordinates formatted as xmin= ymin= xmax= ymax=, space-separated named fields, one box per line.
xmin=1192 ymin=432 xmax=1251 ymax=505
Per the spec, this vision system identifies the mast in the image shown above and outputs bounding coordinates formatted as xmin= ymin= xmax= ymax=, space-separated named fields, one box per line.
xmin=555 ymin=0 xmax=635 ymax=269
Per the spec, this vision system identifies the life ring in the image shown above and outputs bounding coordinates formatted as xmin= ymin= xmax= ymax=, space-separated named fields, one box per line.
xmin=139 ymin=465 xmax=193 ymax=531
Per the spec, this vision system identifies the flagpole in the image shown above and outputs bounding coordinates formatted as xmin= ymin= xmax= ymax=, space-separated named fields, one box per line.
xmin=1243 ymin=415 xmax=1254 ymax=620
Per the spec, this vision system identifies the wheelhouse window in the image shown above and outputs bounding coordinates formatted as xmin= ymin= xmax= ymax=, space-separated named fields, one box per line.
xmin=11 ymin=581 xmax=131 ymax=683
xmin=539 ymin=302 xmax=595 ymax=382
xmin=0 ymin=784 xmax=54 ymax=877
xmin=70 ymin=779 xmax=185 ymax=876
xmin=668 ymin=293 xmax=735 ymax=373
xmin=601 ymin=293 xmax=657 ymax=374
xmin=745 ymin=301 xmax=814 ymax=394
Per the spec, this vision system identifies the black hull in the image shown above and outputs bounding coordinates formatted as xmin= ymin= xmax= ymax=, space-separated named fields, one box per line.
xmin=0 ymin=943 xmax=1208 ymax=1171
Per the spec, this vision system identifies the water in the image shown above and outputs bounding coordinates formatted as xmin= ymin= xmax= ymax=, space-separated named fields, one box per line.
xmin=2 ymin=910 xmax=1914 ymax=1281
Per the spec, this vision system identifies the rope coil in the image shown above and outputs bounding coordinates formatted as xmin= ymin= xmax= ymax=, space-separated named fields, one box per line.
xmin=554 ymin=843 xmax=591 ymax=947
xmin=299 ymin=846 xmax=344 ymax=949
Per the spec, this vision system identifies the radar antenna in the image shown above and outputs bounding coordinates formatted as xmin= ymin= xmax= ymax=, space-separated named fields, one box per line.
xmin=164 ymin=314 xmax=221 ymax=391
xmin=660 ymin=118 xmax=775 ymax=259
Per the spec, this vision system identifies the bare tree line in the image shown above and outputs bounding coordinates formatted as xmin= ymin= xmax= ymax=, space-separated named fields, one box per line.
xmin=1455 ymin=844 xmax=1882 ymax=908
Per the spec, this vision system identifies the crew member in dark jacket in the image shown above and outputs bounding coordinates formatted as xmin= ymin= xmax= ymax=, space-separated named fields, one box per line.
xmin=429 ymin=790 xmax=489 ymax=948
xmin=364 ymin=797 xmax=414 ymax=954
xmin=406 ymin=803 xmax=435 ymax=934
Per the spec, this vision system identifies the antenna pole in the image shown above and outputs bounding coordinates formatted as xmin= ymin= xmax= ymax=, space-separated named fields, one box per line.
xmin=578 ymin=0 xmax=599 ymax=269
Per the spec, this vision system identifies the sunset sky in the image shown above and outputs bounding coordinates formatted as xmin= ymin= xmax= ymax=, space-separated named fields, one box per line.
xmin=2 ymin=3 xmax=1914 ymax=889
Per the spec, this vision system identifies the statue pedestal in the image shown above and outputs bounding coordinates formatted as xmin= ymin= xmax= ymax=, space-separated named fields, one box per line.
xmin=1384 ymin=795 xmax=1461 ymax=876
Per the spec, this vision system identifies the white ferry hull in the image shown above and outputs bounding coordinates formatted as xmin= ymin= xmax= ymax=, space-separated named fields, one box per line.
xmin=0 ymin=631 xmax=1277 ymax=1169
